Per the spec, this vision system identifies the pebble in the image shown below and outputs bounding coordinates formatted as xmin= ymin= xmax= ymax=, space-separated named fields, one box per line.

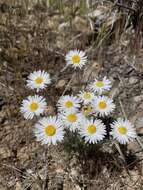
xmin=0 ymin=147 xmax=12 ymax=159
xmin=135 ymin=117 xmax=143 ymax=135
xmin=55 ymin=80 xmax=66 ymax=89
xmin=15 ymin=180 xmax=22 ymax=190
xmin=133 ymin=95 xmax=143 ymax=102
xmin=58 ymin=22 xmax=70 ymax=32
xmin=129 ymin=77 xmax=138 ymax=84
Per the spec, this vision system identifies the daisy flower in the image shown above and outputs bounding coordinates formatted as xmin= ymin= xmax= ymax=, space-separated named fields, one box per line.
xmin=20 ymin=95 xmax=47 ymax=119
xmin=27 ymin=70 xmax=51 ymax=92
xmin=89 ymin=77 xmax=111 ymax=94
xmin=57 ymin=95 xmax=80 ymax=112
xmin=78 ymin=91 xmax=95 ymax=104
xmin=81 ymin=104 xmax=94 ymax=116
xmin=79 ymin=119 xmax=106 ymax=144
xmin=93 ymin=96 xmax=115 ymax=117
xmin=110 ymin=118 xmax=137 ymax=144
xmin=60 ymin=111 xmax=83 ymax=132
xmin=65 ymin=50 xmax=87 ymax=69
xmin=34 ymin=116 xmax=65 ymax=145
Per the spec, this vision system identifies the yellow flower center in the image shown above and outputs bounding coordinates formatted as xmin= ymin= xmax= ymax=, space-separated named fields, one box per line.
xmin=82 ymin=105 xmax=92 ymax=115
xmin=118 ymin=126 xmax=127 ymax=135
xmin=96 ymin=81 xmax=104 ymax=87
xmin=35 ymin=77 xmax=43 ymax=84
xmin=98 ymin=101 xmax=107 ymax=109
xmin=87 ymin=124 xmax=97 ymax=134
xmin=45 ymin=125 xmax=56 ymax=136
xmin=67 ymin=114 xmax=77 ymax=122
xmin=72 ymin=55 xmax=81 ymax=64
xmin=65 ymin=101 xmax=73 ymax=108
xmin=29 ymin=102 xmax=39 ymax=111
xmin=83 ymin=92 xmax=91 ymax=99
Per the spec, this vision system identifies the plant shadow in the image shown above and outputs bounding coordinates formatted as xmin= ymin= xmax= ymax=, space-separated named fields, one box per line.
xmin=62 ymin=117 xmax=138 ymax=178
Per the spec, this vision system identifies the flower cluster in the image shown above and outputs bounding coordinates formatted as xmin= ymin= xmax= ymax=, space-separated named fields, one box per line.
xmin=20 ymin=50 xmax=137 ymax=146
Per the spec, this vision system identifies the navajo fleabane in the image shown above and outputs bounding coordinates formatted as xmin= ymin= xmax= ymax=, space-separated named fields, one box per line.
xmin=20 ymin=95 xmax=47 ymax=119
xmin=78 ymin=91 xmax=95 ymax=104
xmin=27 ymin=70 xmax=51 ymax=92
xmin=57 ymin=95 xmax=80 ymax=112
xmin=65 ymin=50 xmax=87 ymax=69
xmin=60 ymin=111 xmax=83 ymax=132
xmin=110 ymin=118 xmax=136 ymax=144
xmin=34 ymin=116 xmax=64 ymax=145
xmin=89 ymin=77 xmax=111 ymax=94
xmin=93 ymin=96 xmax=115 ymax=117
xmin=79 ymin=119 xmax=106 ymax=144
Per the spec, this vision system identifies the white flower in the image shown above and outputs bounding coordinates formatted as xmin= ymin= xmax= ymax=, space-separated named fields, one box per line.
xmin=65 ymin=50 xmax=87 ymax=69
xmin=60 ymin=111 xmax=83 ymax=132
xmin=78 ymin=91 xmax=95 ymax=104
xmin=34 ymin=116 xmax=65 ymax=145
xmin=79 ymin=119 xmax=106 ymax=144
xmin=57 ymin=95 xmax=80 ymax=112
xmin=20 ymin=95 xmax=47 ymax=119
xmin=110 ymin=118 xmax=137 ymax=144
xmin=93 ymin=96 xmax=115 ymax=117
xmin=27 ymin=70 xmax=51 ymax=92
xmin=89 ymin=77 xmax=111 ymax=94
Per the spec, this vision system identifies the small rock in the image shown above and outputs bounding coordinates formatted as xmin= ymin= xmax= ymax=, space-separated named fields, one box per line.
xmin=0 ymin=147 xmax=12 ymax=159
xmin=58 ymin=22 xmax=70 ymax=33
xmin=91 ymin=61 xmax=102 ymax=71
xmin=71 ymin=168 xmax=79 ymax=178
xmin=135 ymin=117 xmax=143 ymax=135
xmin=0 ymin=97 xmax=6 ymax=110
xmin=133 ymin=95 xmax=143 ymax=102
xmin=128 ymin=141 xmax=138 ymax=152
xmin=55 ymin=80 xmax=66 ymax=89
xmin=0 ymin=111 xmax=6 ymax=124
xmin=136 ymin=117 xmax=143 ymax=128
xmin=72 ymin=16 xmax=89 ymax=33
xmin=48 ymin=19 xmax=57 ymax=29
xmin=15 ymin=180 xmax=22 ymax=190
xmin=17 ymin=146 xmax=30 ymax=164
xmin=88 ymin=9 xmax=103 ymax=18
xmin=129 ymin=77 xmax=138 ymax=84
xmin=137 ymin=128 xmax=143 ymax=135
